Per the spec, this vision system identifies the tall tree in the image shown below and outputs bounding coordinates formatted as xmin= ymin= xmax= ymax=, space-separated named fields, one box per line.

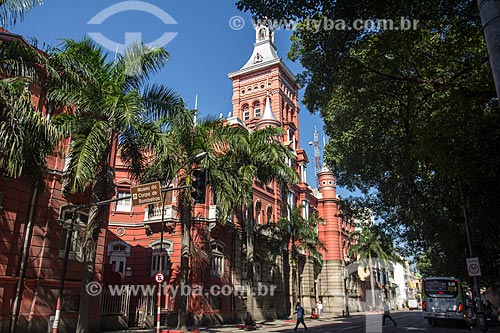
xmin=263 ymin=205 xmax=325 ymax=308
xmin=477 ymin=0 xmax=500 ymax=101
xmin=236 ymin=0 xmax=500 ymax=283
xmin=49 ymin=39 xmax=183 ymax=333
xmin=143 ymin=114 xmax=299 ymax=329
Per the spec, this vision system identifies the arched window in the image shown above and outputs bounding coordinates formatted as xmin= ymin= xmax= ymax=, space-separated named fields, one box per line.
xmin=107 ymin=241 xmax=130 ymax=275
xmin=149 ymin=240 xmax=173 ymax=276
xmin=242 ymin=104 xmax=250 ymax=121
xmin=255 ymin=201 xmax=262 ymax=224
xmin=253 ymin=101 xmax=261 ymax=117
xmin=211 ymin=241 xmax=225 ymax=277
xmin=266 ymin=205 xmax=273 ymax=224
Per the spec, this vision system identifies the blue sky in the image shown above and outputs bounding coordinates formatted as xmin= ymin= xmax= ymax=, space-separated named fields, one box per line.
xmin=10 ymin=0 xmax=351 ymax=197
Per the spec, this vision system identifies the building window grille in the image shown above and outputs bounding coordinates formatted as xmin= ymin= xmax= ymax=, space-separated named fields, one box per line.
xmin=150 ymin=241 xmax=172 ymax=276
xmin=58 ymin=205 xmax=89 ymax=262
xmin=115 ymin=191 xmax=131 ymax=212
xmin=211 ymin=241 xmax=225 ymax=277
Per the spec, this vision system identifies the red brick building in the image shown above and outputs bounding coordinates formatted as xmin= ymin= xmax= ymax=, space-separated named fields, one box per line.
xmin=100 ymin=24 xmax=353 ymax=328
xmin=0 ymin=25 xmax=353 ymax=332
xmin=0 ymin=29 xmax=107 ymax=333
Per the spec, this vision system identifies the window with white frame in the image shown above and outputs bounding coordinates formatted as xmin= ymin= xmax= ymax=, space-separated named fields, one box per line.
xmin=59 ymin=205 xmax=89 ymax=262
xmin=253 ymin=102 xmax=261 ymax=117
xmin=115 ymin=191 xmax=131 ymax=212
xmin=211 ymin=241 xmax=225 ymax=277
xmin=243 ymin=105 xmax=250 ymax=121
xmin=107 ymin=241 xmax=130 ymax=275
xmin=150 ymin=240 xmax=172 ymax=276
xmin=301 ymin=200 xmax=310 ymax=220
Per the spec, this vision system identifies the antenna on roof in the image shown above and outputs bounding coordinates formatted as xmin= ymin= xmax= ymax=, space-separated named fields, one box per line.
xmin=193 ymin=94 xmax=198 ymax=125
xmin=113 ymin=44 xmax=119 ymax=64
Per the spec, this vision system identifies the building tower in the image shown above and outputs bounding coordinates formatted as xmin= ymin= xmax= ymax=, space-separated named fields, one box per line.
xmin=316 ymin=165 xmax=351 ymax=313
xmin=228 ymin=24 xmax=349 ymax=317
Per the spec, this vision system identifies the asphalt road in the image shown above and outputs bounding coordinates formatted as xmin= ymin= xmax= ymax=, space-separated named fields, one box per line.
xmin=110 ymin=311 xmax=500 ymax=332
xmin=246 ymin=311 xmax=500 ymax=332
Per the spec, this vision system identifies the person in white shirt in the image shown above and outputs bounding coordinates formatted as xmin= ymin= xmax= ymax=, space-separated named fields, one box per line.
xmin=316 ymin=300 xmax=323 ymax=315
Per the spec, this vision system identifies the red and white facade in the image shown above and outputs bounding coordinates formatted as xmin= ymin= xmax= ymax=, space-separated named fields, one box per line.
xmin=0 ymin=25 xmax=354 ymax=332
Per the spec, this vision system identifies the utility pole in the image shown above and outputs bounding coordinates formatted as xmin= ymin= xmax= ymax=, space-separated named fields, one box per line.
xmin=308 ymin=126 xmax=322 ymax=188
xmin=52 ymin=205 xmax=82 ymax=333
xmin=478 ymin=0 xmax=500 ymax=104
xmin=460 ymin=180 xmax=487 ymax=332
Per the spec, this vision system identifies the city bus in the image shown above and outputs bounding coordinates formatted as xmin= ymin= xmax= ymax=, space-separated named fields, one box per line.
xmin=421 ymin=277 xmax=474 ymax=325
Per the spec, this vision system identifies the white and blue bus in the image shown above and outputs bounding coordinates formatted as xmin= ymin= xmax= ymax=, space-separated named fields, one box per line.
xmin=422 ymin=277 xmax=474 ymax=326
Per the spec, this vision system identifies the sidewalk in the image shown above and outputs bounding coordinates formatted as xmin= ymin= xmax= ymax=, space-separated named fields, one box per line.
xmin=108 ymin=313 xmax=340 ymax=333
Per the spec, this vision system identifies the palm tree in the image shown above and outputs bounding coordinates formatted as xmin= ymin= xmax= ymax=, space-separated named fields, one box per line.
xmin=143 ymin=115 xmax=298 ymax=329
xmin=348 ymin=223 xmax=400 ymax=309
xmin=210 ymin=124 xmax=300 ymax=320
xmin=264 ymin=205 xmax=325 ymax=309
xmin=49 ymin=38 xmax=183 ymax=333
xmin=0 ymin=0 xmax=42 ymax=27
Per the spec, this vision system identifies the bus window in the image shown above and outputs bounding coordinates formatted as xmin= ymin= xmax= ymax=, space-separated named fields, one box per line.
xmin=424 ymin=279 xmax=458 ymax=297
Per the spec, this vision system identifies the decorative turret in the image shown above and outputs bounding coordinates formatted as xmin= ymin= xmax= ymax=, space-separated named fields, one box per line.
xmin=318 ymin=164 xmax=336 ymax=199
xmin=255 ymin=94 xmax=280 ymax=129
xmin=239 ymin=23 xmax=279 ymax=72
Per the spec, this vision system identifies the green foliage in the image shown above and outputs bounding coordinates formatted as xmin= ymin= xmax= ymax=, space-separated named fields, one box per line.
xmin=349 ymin=223 xmax=400 ymax=264
xmin=0 ymin=39 xmax=62 ymax=186
xmin=264 ymin=205 xmax=325 ymax=266
xmin=0 ymin=0 xmax=42 ymax=27
xmin=237 ymin=0 xmax=500 ymax=283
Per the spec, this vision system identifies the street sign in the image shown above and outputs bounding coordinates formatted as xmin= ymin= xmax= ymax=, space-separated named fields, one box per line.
xmin=155 ymin=272 xmax=165 ymax=283
xmin=466 ymin=257 xmax=482 ymax=277
xmin=130 ymin=181 xmax=162 ymax=207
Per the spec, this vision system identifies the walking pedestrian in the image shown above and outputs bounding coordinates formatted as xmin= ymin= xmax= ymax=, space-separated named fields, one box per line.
xmin=294 ymin=301 xmax=308 ymax=331
xmin=382 ymin=301 xmax=397 ymax=327
xmin=317 ymin=300 xmax=323 ymax=316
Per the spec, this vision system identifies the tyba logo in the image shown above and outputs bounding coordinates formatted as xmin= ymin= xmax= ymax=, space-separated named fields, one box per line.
xmin=87 ymin=1 xmax=178 ymax=53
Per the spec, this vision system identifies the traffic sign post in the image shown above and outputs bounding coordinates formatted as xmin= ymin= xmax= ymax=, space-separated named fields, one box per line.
xmin=466 ymin=257 xmax=482 ymax=277
xmin=130 ymin=181 xmax=162 ymax=207
xmin=155 ymin=272 xmax=165 ymax=283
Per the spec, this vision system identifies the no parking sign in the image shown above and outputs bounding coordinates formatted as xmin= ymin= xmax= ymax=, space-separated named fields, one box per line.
xmin=155 ymin=272 xmax=165 ymax=283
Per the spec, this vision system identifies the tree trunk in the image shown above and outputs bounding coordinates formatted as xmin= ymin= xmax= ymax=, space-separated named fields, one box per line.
xmin=177 ymin=201 xmax=191 ymax=331
xmin=245 ymin=208 xmax=255 ymax=320
xmin=478 ymin=0 xmax=500 ymax=103
xmin=291 ymin=240 xmax=298 ymax=308
xmin=76 ymin=204 xmax=101 ymax=333
xmin=368 ymin=254 xmax=376 ymax=310
xmin=9 ymin=186 xmax=39 ymax=333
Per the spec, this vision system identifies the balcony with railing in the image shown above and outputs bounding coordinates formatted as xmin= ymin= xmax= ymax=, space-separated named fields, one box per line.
xmin=143 ymin=205 xmax=177 ymax=222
